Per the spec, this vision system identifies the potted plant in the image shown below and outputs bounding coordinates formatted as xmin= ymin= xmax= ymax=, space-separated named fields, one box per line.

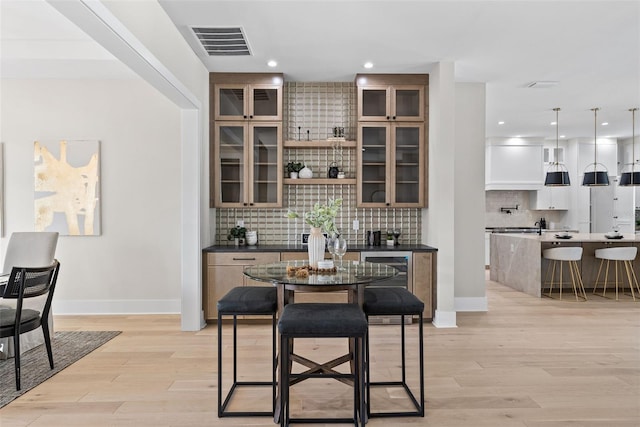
xmin=227 ymin=225 xmax=247 ymax=246
xmin=286 ymin=198 xmax=342 ymax=268
xmin=286 ymin=161 xmax=304 ymax=179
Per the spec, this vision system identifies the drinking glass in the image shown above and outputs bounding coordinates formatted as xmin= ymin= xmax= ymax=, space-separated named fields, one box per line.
xmin=334 ymin=237 xmax=347 ymax=267
xmin=326 ymin=235 xmax=337 ymax=262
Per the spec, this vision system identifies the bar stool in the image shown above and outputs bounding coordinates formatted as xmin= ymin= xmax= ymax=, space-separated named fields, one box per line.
xmin=278 ymin=303 xmax=367 ymax=427
xmin=217 ymin=286 xmax=277 ymax=417
xmin=542 ymin=247 xmax=587 ymax=301
xmin=363 ymin=287 xmax=424 ymax=418
xmin=594 ymin=246 xmax=640 ymax=301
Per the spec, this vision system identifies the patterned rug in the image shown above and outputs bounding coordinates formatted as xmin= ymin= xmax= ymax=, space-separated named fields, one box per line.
xmin=0 ymin=330 xmax=120 ymax=408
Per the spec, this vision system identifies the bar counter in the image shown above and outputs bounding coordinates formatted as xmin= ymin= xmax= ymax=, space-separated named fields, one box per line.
xmin=489 ymin=232 xmax=640 ymax=297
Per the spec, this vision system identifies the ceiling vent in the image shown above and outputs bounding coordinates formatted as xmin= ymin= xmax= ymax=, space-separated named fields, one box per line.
xmin=191 ymin=27 xmax=251 ymax=56
xmin=527 ymin=81 xmax=559 ymax=89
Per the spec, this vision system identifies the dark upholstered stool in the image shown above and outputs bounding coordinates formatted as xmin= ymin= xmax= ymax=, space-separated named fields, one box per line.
xmin=363 ymin=287 xmax=425 ymax=418
xmin=278 ymin=303 xmax=367 ymax=427
xmin=217 ymin=286 xmax=277 ymax=417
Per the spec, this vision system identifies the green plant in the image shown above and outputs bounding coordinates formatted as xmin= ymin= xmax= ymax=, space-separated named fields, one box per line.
xmin=286 ymin=198 xmax=342 ymax=235
xmin=286 ymin=161 xmax=304 ymax=174
xmin=226 ymin=226 xmax=246 ymax=240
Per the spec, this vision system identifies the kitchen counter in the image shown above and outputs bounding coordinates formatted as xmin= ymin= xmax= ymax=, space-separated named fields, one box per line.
xmin=203 ymin=244 xmax=437 ymax=252
xmin=489 ymin=232 xmax=640 ymax=297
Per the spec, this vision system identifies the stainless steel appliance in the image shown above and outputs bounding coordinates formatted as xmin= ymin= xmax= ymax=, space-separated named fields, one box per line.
xmin=360 ymin=251 xmax=412 ymax=324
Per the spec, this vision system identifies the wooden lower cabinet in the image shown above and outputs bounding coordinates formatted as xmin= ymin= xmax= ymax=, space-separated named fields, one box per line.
xmin=280 ymin=252 xmax=359 ymax=304
xmin=203 ymin=252 xmax=280 ymax=320
xmin=413 ymin=252 xmax=435 ymax=320
xmin=203 ymin=249 xmax=436 ymax=322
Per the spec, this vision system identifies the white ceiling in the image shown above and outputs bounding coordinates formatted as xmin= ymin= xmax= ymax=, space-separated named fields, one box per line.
xmin=2 ymin=0 xmax=639 ymax=139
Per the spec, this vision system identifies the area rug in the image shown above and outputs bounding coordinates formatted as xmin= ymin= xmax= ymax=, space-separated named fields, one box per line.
xmin=0 ymin=330 xmax=120 ymax=408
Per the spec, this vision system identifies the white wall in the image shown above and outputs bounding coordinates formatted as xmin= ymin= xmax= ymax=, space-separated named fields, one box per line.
xmin=454 ymin=82 xmax=487 ymax=308
xmin=1 ymin=78 xmax=182 ymax=314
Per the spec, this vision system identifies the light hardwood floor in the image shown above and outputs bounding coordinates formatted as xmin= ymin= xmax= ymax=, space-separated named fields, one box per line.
xmin=1 ymin=279 xmax=639 ymax=427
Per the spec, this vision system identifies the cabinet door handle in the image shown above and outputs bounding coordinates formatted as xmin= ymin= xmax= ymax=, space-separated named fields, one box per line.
xmin=243 ymin=202 xmax=248 ymax=206
xmin=249 ymin=115 xmax=253 ymax=119
xmin=386 ymin=116 xmax=390 ymax=120
xmin=243 ymin=115 xmax=247 ymax=119
xmin=386 ymin=202 xmax=390 ymax=206
xmin=249 ymin=202 xmax=254 ymax=206
xmin=392 ymin=116 xmax=396 ymax=120
xmin=233 ymin=257 xmax=256 ymax=261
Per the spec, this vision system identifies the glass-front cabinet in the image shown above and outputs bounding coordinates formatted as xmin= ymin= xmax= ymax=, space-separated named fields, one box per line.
xmin=357 ymin=123 xmax=424 ymax=207
xmin=357 ymin=84 xmax=424 ymax=122
xmin=214 ymin=84 xmax=282 ymax=121
xmin=214 ymin=122 xmax=282 ymax=207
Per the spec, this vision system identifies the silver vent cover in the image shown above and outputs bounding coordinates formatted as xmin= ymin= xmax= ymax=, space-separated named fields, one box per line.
xmin=191 ymin=27 xmax=251 ymax=56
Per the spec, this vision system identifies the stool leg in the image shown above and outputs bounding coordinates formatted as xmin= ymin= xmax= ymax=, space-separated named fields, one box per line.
xmin=575 ymin=261 xmax=587 ymax=300
xmin=559 ymin=261 xmax=564 ymax=300
xmin=594 ymin=259 xmax=605 ymax=295
xmin=627 ymin=260 xmax=640 ymax=300
xmin=280 ymin=333 xmax=288 ymax=427
xmin=546 ymin=260 xmax=556 ymax=297
xmin=568 ymin=260 xmax=579 ymax=301
xmin=603 ymin=260 xmax=611 ymax=297
xmin=217 ymin=313 xmax=223 ymax=417
xmin=272 ymin=312 xmax=277 ymax=415
xmin=419 ymin=313 xmax=425 ymax=416
xmin=365 ymin=315 xmax=371 ymax=418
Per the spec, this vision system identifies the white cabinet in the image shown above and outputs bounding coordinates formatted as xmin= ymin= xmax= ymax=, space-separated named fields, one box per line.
xmin=485 ymin=144 xmax=543 ymax=190
xmin=530 ymin=185 xmax=570 ymax=210
xmin=613 ymin=176 xmax=635 ymax=232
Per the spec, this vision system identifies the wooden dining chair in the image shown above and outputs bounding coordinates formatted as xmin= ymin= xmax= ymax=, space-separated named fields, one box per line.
xmin=0 ymin=231 xmax=58 ymax=359
xmin=0 ymin=260 xmax=60 ymax=390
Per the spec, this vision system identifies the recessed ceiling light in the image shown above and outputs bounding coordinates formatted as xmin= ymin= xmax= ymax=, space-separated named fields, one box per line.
xmin=550 ymin=121 xmax=557 ymax=125
xmin=560 ymin=135 xmax=566 ymax=138
xmin=498 ymin=121 xmax=505 ymax=125
xmin=363 ymin=62 xmax=374 ymax=69
xmin=267 ymin=60 xmax=277 ymax=67
xmin=601 ymin=122 xmax=609 ymax=126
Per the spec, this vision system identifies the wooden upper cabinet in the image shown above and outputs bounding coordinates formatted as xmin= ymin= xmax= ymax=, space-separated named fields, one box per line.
xmin=357 ymin=83 xmax=424 ymax=122
xmin=214 ymin=83 xmax=282 ymax=121
xmin=213 ymin=121 xmax=283 ymax=208
xmin=210 ymin=73 xmax=284 ymax=208
xmin=357 ymin=123 xmax=424 ymax=207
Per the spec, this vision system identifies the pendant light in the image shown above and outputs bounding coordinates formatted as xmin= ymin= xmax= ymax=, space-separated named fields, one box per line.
xmin=545 ymin=107 xmax=570 ymax=186
xmin=619 ymin=108 xmax=639 ymax=186
xmin=582 ymin=107 xmax=610 ymax=186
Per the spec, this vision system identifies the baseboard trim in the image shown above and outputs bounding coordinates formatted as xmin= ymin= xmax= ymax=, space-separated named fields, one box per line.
xmin=455 ymin=296 xmax=488 ymax=312
xmin=432 ymin=309 xmax=457 ymax=328
xmin=53 ymin=299 xmax=181 ymax=315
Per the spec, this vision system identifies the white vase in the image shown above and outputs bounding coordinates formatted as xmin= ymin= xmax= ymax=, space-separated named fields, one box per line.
xmin=299 ymin=166 xmax=313 ymax=179
xmin=307 ymin=227 xmax=325 ymax=269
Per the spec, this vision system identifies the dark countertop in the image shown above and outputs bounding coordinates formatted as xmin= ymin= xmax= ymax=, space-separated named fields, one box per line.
xmin=203 ymin=244 xmax=437 ymax=253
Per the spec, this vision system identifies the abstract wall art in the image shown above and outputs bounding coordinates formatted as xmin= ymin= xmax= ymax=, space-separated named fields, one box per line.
xmin=34 ymin=140 xmax=101 ymax=236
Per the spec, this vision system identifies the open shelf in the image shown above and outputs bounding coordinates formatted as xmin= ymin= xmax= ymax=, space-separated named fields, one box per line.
xmin=284 ymin=178 xmax=356 ymax=185
xmin=284 ymin=140 xmax=357 ymax=148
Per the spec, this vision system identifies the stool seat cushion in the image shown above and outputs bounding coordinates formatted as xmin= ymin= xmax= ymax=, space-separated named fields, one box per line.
xmin=363 ymin=288 xmax=424 ymax=315
xmin=595 ymin=246 xmax=638 ymax=261
xmin=278 ymin=303 xmax=367 ymax=338
xmin=543 ymin=247 xmax=583 ymax=261
xmin=217 ymin=286 xmax=277 ymax=315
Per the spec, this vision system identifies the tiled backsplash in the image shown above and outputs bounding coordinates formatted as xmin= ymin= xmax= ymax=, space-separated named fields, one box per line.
xmin=485 ymin=190 xmax=567 ymax=229
xmin=214 ymin=82 xmax=422 ymax=246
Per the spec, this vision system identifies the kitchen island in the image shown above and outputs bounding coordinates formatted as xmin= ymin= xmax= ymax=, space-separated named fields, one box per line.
xmin=490 ymin=233 xmax=640 ymax=297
